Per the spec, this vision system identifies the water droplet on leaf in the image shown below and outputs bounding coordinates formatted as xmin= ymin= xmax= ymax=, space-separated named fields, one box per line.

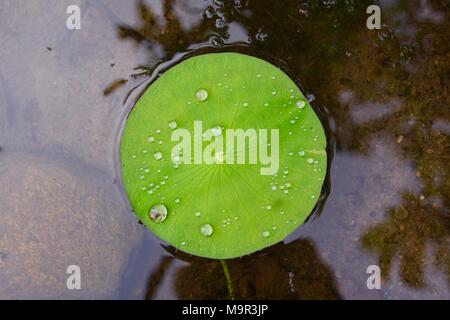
xmin=168 ymin=121 xmax=177 ymax=130
xmin=196 ymin=89 xmax=208 ymax=102
xmin=154 ymin=152 xmax=163 ymax=161
xmin=149 ymin=204 xmax=168 ymax=224
xmin=200 ymin=224 xmax=213 ymax=237
xmin=262 ymin=231 xmax=271 ymax=238
xmin=296 ymin=100 xmax=306 ymax=109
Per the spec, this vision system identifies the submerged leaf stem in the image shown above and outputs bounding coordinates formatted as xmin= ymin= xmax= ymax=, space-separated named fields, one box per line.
xmin=220 ymin=259 xmax=235 ymax=300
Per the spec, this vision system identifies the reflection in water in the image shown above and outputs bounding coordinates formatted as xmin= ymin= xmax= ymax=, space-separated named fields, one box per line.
xmin=361 ymin=193 xmax=450 ymax=288
xmin=111 ymin=0 xmax=450 ymax=299
xmin=145 ymin=239 xmax=341 ymax=299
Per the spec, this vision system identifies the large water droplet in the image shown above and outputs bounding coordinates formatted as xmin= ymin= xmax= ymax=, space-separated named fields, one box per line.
xmin=200 ymin=224 xmax=213 ymax=237
xmin=149 ymin=204 xmax=168 ymax=224
xmin=196 ymin=89 xmax=208 ymax=102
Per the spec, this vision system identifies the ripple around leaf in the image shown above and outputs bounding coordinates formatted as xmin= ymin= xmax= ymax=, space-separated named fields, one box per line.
xmin=120 ymin=53 xmax=327 ymax=259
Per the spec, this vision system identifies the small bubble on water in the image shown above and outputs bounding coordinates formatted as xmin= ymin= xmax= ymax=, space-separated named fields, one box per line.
xmin=156 ymin=129 xmax=161 ymax=134
xmin=262 ymin=231 xmax=271 ymax=238
xmin=174 ymin=198 xmax=180 ymax=204
xmin=307 ymin=94 xmax=315 ymax=103
xmin=200 ymin=224 xmax=213 ymax=237
xmin=307 ymin=158 xmax=314 ymax=164
xmin=195 ymin=89 xmax=208 ymax=102
xmin=147 ymin=136 xmax=155 ymax=143
xmin=266 ymin=205 xmax=272 ymax=210
xmin=271 ymin=185 xmax=278 ymax=191
xmin=149 ymin=204 xmax=168 ymax=224
xmin=168 ymin=121 xmax=177 ymax=130
xmin=298 ymin=151 xmax=305 ymax=157
xmin=242 ymin=102 xmax=249 ymax=107
xmin=194 ymin=211 xmax=201 ymax=217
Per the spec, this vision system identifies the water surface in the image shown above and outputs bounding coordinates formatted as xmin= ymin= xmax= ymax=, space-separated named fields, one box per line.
xmin=0 ymin=0 xmax=449 ymax=299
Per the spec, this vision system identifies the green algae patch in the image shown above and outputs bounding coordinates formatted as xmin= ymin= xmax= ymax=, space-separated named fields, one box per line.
xmin=120 ymin=53 xmax=327 ymax=259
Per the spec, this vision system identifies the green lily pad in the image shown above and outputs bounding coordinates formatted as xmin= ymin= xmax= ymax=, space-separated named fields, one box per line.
xmin=120 ymin=53 xmax=327 ymax=259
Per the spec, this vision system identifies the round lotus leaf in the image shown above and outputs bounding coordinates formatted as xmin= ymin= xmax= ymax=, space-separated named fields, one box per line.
xmin=120 ymin=53 xmax=327 ymax=259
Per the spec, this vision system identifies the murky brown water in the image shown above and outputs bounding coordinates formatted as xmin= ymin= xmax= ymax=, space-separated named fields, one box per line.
xmin=0 ymin=0 xmax=449 ymax=299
